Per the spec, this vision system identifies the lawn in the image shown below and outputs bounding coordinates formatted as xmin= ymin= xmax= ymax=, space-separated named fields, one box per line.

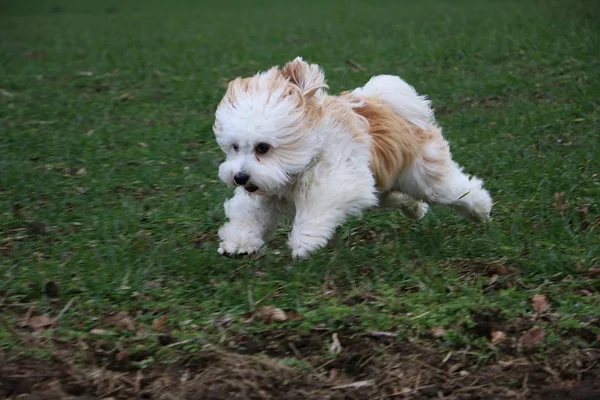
xmin=1 ymin=0 xmax=599 ymax=398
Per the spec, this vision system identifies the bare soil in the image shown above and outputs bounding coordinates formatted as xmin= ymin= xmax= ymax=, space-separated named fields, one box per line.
xmin=2 ymin=325 xmax=599 ymax=400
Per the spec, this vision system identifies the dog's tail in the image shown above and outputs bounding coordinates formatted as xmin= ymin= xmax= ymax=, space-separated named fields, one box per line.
xmin=351 ymin=75 xmax=435 ymax=130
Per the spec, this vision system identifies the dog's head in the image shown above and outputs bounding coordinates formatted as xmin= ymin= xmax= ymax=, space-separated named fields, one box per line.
xmin=213 ymin=57 xmax=328 ymax=195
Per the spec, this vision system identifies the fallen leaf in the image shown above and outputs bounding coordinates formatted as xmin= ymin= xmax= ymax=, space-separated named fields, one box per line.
xmin=255 ymin=305 xmax=288 ymax=322
xmin=284 ymin=310 xmax=304 ymax=321
xmin=504 ymin=133 xmax=514 ymax=139
xmin=430 ymin=326 xmax=446 ymax=338
xmin=577 ymin=204 xmax=590 ymax=214
xmin=531 ymin=294 xmax=549 ymax=313
xmin=519 ymin=326 xmax=545 ymax=347
xmin=587 ymin=267 xmax=600 ymax=277
xmin=1 ymin=89 xmax=14 ymax=98
xmin=27 ymin=314 xmax=54 ymax=330
xmin=490 ymin=263 xmax=517 ymax=275
xmin=90 ymin=328 xmax=108 ymax=335
xmin=329 ymin=333 xmax=342 ymax=354
xmin=332 ymin=380 xmax=374 ymax=390
xmin=491 ymin=330 xmax=506 ymax=344
xmin=76 ymin=71 xmax=94 ymax=76
xmin=139 ymin=142 xmax=148 ymax=148
xmin=153 ymin=315 xmax=168 ymax=331
xmin=103 ymin=311 xmax=135 ymax=331
xmin=488 ymin=121 xmax=497 ymax=127
xmin=116 ymin=350 xmax=130 ymax=361
xmin=552 ymin=192 xmax=568 ymax=214
xmin=76 ymin=168 xmax=86 ymax=175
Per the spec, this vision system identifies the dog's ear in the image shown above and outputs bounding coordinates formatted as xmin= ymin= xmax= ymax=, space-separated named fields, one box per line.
xmin=281 ymin=57 xmax=328 ymax=97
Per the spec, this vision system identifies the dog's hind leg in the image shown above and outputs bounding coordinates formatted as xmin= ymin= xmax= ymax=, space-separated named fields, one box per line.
xmin=379 ymin=191 xmax=429 ymax=220
xmin=395 ymin=128 xmax=492 ymax=223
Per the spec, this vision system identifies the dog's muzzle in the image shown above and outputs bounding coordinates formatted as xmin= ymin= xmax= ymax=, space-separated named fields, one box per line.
xmin=233 ymin=172 xmax=250 ymax=186
xmin=232 ymin=172 xmax=259 ymax=192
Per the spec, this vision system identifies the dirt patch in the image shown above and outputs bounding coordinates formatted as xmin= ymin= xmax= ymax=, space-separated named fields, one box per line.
xmin=2 ymin=327 xmax=599 ymax=400
xmin=444 ymin=257 xmax=525 ymax=292
xmin=533 ymin=378 xmax=600 ymax=400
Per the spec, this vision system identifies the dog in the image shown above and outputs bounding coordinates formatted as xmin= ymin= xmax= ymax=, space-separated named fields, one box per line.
xmin=212 ymin=57 xmax=493 ymax=259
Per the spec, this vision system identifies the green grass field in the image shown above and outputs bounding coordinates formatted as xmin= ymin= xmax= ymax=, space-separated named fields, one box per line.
xmin=1 ymin=0 xmax=599 ymax=398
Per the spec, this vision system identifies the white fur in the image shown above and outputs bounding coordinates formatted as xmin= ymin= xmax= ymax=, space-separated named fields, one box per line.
xmin=351 ymin=75 xmax=435 ymax=130
xmin=286 ymin=119 xmax=379 ymax=258
xmin=394 ymin=140 xmax=493 ymax=223
xmin=354 ymin=74 xmax=492 ymax=223
xmin=213 ymin=59 xmax=492 ymax=259
xmin=215 ymin=103 xmax=379 ymax=258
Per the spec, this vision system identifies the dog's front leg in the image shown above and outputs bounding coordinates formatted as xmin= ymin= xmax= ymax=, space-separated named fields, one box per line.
xmin=288 ymin=174 xmax=378 ymax=259
xmin=217 ymin=188 xmax=280 ymax=257
xmin=288 ymin=205 xmax=342 ymax=259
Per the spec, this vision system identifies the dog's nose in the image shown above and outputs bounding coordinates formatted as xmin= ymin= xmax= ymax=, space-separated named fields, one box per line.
xmin=234 ymin=172 xmax=250 ymax=186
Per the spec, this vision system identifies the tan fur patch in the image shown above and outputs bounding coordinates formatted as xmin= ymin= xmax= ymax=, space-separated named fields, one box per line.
xmin=344 ymin=94 xmax=433 ymax=191
xmin=281 ymin=57 xmax=328 ymax=97
xmin=216 ymin=66 xmax=324 ymax=138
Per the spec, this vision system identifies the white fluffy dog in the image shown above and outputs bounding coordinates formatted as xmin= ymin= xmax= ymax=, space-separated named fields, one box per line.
xmin=212 ymin=57 xmax=493 ymax=259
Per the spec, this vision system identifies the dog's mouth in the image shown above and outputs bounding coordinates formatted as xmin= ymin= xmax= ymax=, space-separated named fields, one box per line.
xmin=245 ymin=184 xmax=259 ymax=193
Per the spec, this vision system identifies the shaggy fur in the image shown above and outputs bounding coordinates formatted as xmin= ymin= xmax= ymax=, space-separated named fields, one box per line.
xmin=212 ymin=57 xmax=493 ymax=259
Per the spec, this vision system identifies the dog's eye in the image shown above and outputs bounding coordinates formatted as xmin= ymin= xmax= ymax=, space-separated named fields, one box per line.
xmin=255 ymin=143 xmax=270 ymax=155
xmin=232 ymin=144 xmax=239 ymax=152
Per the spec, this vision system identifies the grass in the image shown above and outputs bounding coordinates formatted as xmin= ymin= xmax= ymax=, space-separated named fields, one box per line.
xmin=1 ymin=0 xmax=600 ymax=395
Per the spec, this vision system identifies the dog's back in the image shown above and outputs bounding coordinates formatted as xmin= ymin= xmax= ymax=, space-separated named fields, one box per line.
xmin=351 ymin=75 xmax=435 ymax=130
xmin=342 ymin=75 xmax=438 ymax=192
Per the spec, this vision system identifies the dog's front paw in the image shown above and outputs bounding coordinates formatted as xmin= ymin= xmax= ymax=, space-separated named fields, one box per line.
xmin=217 ymin=240 xmax=262 ymax=257
xmin=217 ymin=224 xmax=264 ymax=257
xmin=288 ymin=231 xmax=326 ymax=260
